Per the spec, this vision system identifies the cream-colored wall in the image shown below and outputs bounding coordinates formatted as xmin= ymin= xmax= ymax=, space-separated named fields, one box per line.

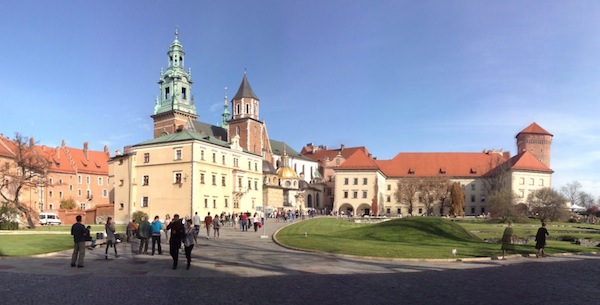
xmin=334 ymin=170 xmax=381 ymax=215
xmin=510 ymin=171 xmax=552 ymax=204
xmin=110 ymin=139 xmax=263 ymax=224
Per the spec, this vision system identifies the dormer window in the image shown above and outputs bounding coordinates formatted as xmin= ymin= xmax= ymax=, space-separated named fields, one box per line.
xmin=470 ymin=168 xmax=477 ymax=174
xmin=439 ymin=167 xmax=446 ymax=174
xmin=408 ymin=168 xmax=415 ymax=175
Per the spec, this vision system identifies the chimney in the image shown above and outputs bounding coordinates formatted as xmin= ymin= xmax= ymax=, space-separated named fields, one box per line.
xmin=340 ymin=144 xmax=345 ymax=151
xmin=104 ymin=145 xmax=110 ymax=158
xmin=61 ymin=140 xmax=66 ymax=148
xmin=29 ymin=137 xmax=35 ymax=146
xmin=83 ymin=142 xmax=89 ymax=160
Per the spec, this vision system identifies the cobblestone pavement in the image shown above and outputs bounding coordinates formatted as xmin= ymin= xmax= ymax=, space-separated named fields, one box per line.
xmin=1 ymin=218 xmax=598 ymax=304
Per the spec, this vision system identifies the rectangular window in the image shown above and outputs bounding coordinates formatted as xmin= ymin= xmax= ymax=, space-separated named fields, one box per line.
xmin=234 ymin=158 xmax=239 ymax=167
xmin=222 ymin=155 xmax=226 ymax=165
xmin=174 ymin=172 xmax=182 ymax=184
xmin=201 ymin=150 xmax=205 ymax=160
xmin=204 ymin=198 xmax=208 ymax=208
xmin=344 ymin=178 xmax=349 ymax=185
xmin=222 ymin=176 xmax=226 ymax=186
xmin=353 ymin=178 xmax=358 ymax=185
xmin=78 ymin=175 xmax=82 ymax=184
xmin=248 ymin=180 xmax=252 ymax=190
xmin=144 ymin=153 xmax=150 ymax=163
xmin=142 ymin=197 xmax=149 ymax=208
xmin=326 ymin=188 xmax=332 ymax=196
xmin=520 ymin=177 xmax=525 ymax=185
xmin=98 ymin=177 xmax=103 ymax=185
xmin=59 ymin=191 xmax=63 ymax=199
xmin=49 ymin=191 xmax=53 ymax=198
xmin=200 ymin=173 xmax=205 ymax=184
xmin=362 ymin=191 xmax=367 ymax=198
xmin=387 ymin=184 xmax=391 ymax=191
xmin=165 ymin=87 xmax=170 ymax=99
xmin=344 ymin=191 xmax=348 ymax=198
xmin=212 ymin=175 xmax=217 ymax=185
xmin=143 ymin=175 xmax=149 ymax=186
xmin=212 ymin=153 xmax=216 ymax=163
xmin=539 ymin=179 xmax=544 ymax=186
xmin=353 ymin=191 xmax=358 ymax=198
xmin=248 ymin=161 xmax=252 ymax=170
xmin=80 ymin=203 xmax=86 ymax=210
xmin=175 ymin=149 xmax=182 ymax=160
xmin=225 ymin=198 xmax=228 ymax=208
xmin=530 ymin=178 xmax=534 ymax=186
xmin=363 ymin=178 xmax=368 ymax=185
xmin=254 ymin=181 xmax=258 ymax=190
xmin=254 ymin=162 xmax=258 ymax=171
xmin=78 ymin=189 xmax=82 ymax=196
xmin=471 ymin=207 xmax=475 ymax=214
xmin=213 ymin=199 xmax=216 ymax=209
xmin=471 ymin=184 xmax=475 ymax=191
xmin=470 ymin=195 xmax=475 ymax=202
xmin=182 ymin=87 xmax=187 ymax=99
xmin=397 ymin=208 xmax=401 ymax=215
xmin=102 ymin=190 xmax=108 ymax=197
xmin=86 ymin=176 xmax=90 ymax=184
xmin=387 ymin=196 xmax=391 ymax=202
xmin=49 ymin=178 xmax=54 ymax=185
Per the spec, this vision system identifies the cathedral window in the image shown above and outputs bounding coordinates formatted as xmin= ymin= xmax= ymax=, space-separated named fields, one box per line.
xmin=181 ymin=87 xmax=187 ymax=99
xmin=246 ymin=103 xmax=250 ymax=114
xmin=165 ymin=87 xmax=170 ymax=100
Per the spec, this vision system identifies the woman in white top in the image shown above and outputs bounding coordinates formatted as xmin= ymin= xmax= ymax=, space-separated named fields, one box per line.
xmin=105 ymin=217 xmax=118 ymax=259
xmin=163 ymin=214 xmax=171 ymax=242
xmin=183 ymin=219 xmax=197 ymax=270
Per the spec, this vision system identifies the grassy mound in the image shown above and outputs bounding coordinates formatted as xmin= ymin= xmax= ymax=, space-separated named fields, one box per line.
xmin=276 ymin=218 xmax=502 ymax=259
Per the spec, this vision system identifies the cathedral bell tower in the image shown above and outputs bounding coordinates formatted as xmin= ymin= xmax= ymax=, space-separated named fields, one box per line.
xmin=151 ymin=29 xmax=198 ymax=138
xmin=227 ymin=72 xmax=273 ymax=161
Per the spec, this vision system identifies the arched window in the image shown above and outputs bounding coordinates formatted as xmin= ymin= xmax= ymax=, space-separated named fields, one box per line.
xmin=236 ymin=126 xmax=240 ymax=135
xmin=246 ymin=103 xmax=250 ymax=114
xmin=236 ymin=103 xmax=241 ymax=115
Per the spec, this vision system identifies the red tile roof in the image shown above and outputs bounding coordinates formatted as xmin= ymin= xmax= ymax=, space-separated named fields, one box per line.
xmin=302 ymin=146 xmax=370 ymax=162
xmin=336 ymin=149 xmax=379 ymax=170
xmin=377 ymin=152 xmax=510 ymax=178
xmin=509 ymin=150 xmax=553 ymax=173
xmin=517 ymin=122 xmax=553 ymax=137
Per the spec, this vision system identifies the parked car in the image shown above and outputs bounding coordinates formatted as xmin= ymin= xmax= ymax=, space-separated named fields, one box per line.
xmin=39 ymin=212 xmax=62 ymax=225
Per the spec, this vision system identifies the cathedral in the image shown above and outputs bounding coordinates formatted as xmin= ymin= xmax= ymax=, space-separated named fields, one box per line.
xmin=109 ymin=32 xmax=323 ymax=224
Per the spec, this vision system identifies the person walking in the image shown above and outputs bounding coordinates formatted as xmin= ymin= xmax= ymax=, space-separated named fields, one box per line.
xmin=535 ymin=222 xmax=550 ymax=258
xmin=167 ymin=214 xmax=185 ymax=270
xmin=240 ymin=212 xmax=248 ymax=232
xmin=253 ymin=213 xmax=260 ymax=232
xmin=105 ymin=217 xmax=118 ymax=259
xmin=204 ymin=212 xmax=213 ymax=239
xmin=138 ymin=216 xmax=151 ymax=255
xmin=500 ymin=221 xmax=515 ymax=260
xmin=183 ymin=218 xmax=197 ymax=270
xmin=163 ymin=214 xmax=171 ymax=242
xmin=192 ymin=212 xmax=201 ymax=234
xmin=126 ymin=219 xmax=137 ymax=242
xmin=71 ymin=215 xmax=86 ymax=268
xmin=213 ymin=214 xmax=222 ymax=238
xmin=151 ymin=216 xmax=163 ymax=255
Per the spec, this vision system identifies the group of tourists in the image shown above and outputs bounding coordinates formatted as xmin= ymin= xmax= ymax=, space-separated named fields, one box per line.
xmin=70 ymin=215 xmax=119 ymax=268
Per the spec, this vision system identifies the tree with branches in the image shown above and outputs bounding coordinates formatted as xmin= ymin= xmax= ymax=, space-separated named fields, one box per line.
xmin=0 ymin=133 xmax=49 ymax=228
xmin=396 ymin=178 xmax=421 ymax=216
xmin=419 ymin=177 xmax=450 ymax=216
xmin=560 ymin=181 xmax=582 ymax=207
xmin=527 ymin=187 xmax=568 ymax=222
xmin=488 ymin=189 xmax=518 ymax=222
xmin=449 ymin=182 xmax=465 ymax=217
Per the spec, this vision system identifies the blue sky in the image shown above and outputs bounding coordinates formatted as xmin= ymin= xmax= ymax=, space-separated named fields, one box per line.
xmin=1 ymin=1 xmax=599 ymax=199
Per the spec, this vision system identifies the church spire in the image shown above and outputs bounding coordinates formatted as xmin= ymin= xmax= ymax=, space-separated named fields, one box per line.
xmin=220 ymin=86 xmax=230 ymax=129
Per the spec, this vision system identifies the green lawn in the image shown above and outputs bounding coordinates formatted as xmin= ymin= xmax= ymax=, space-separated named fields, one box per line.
xmin=0 ymin=224 xmax=127 ymax=257
xmin=275 ymin=218 xmax=600 ymax=259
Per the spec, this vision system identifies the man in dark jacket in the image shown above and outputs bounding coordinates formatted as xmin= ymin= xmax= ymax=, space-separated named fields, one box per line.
xmin=71 ymin=215 xmax=86 ymax=268
xmin=138 ymin=216 xmax=152 ymax=254
xmin=166 ymin=214 xmax=185 ymax=269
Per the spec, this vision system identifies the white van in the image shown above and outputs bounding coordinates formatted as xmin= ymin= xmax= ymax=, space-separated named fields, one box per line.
xmin=39 ymin=212 xmax=62 ymax=226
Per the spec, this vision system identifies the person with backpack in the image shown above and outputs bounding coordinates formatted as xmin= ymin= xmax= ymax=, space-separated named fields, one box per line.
xmin=167 ymin=214 xmax=185 ymax=270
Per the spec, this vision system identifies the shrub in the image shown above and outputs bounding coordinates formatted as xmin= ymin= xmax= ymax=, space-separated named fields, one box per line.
xmin=131 ymin=211 xmax=148 ymax=223
xmin=0 ymin=221 xmax=18 ymax=230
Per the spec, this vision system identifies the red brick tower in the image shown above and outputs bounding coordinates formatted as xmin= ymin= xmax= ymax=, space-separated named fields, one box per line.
xmin=227 ymin=72 xmax=273 ymax=161
xmin=516 ymin=122 xmax=553 ymax=168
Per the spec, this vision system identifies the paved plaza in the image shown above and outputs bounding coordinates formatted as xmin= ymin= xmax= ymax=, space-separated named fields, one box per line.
xmin=0 ymin=218 xmax=598 ymax=304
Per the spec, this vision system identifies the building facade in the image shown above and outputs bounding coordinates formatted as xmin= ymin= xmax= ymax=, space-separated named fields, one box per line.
xmin=329 ymin=123 xmax=553 ymax=217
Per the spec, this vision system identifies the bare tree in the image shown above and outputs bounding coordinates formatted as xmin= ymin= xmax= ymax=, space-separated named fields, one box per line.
xmin=488 ymin=189 xmax=518 ymax=221
xmin=560 ymin=181 xmax=582 ymax=206
xmin=0 ymin=133 xmax=48 ymax=228
xmin=579 ymin=191 xmax=596 ymax=209
xmin=396 ymin=178 xmax=421 ymax=216
xmin=449 ymin=182 xmax=465 ymax=217
xmin=419 ymin=177 xmax=450 ymax=216
xmin=482 ymin=151 xmax=510 ymax=196
xmin=527 ymin=187 xmax=568 ymax=222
